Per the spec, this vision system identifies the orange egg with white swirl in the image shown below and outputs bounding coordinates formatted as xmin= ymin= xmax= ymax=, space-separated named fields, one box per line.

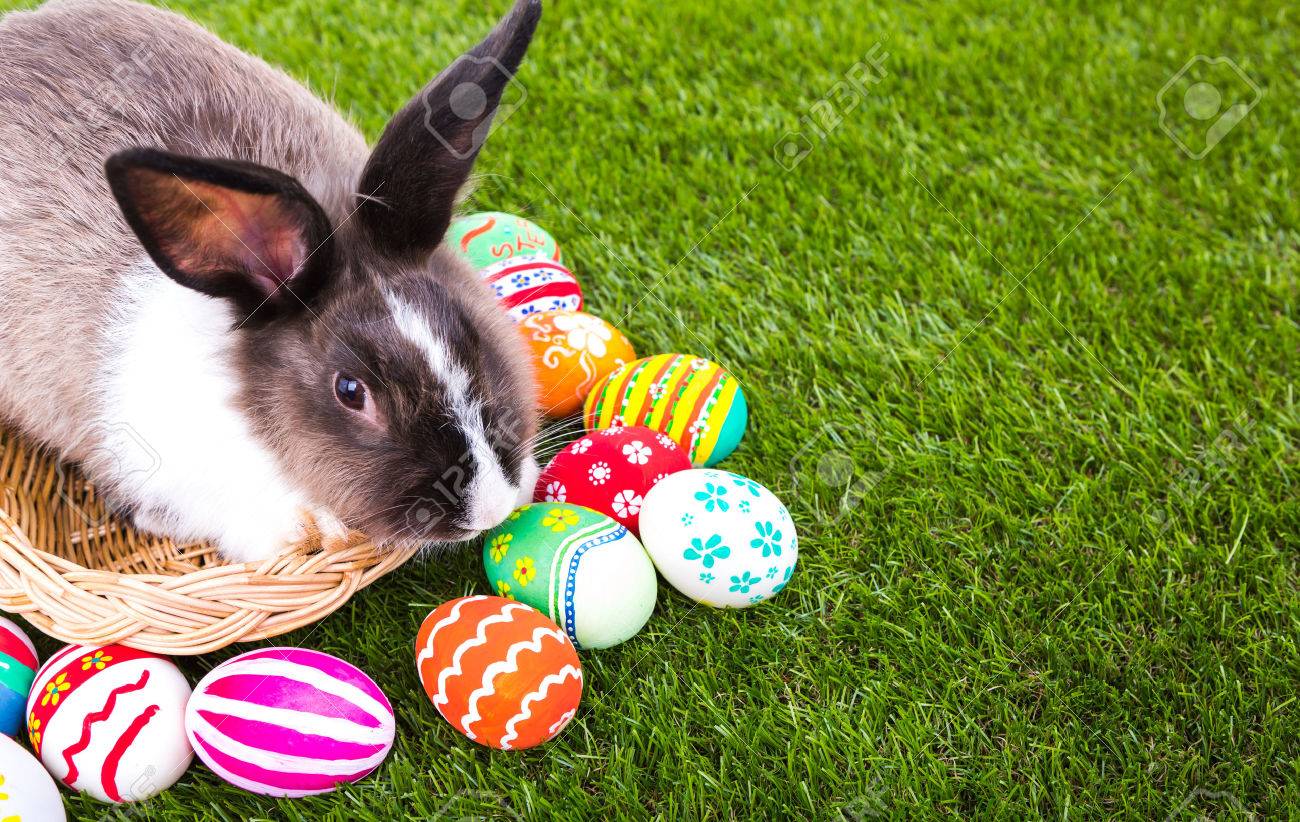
xmin=520 ymin=310 xmax=636 ymax=417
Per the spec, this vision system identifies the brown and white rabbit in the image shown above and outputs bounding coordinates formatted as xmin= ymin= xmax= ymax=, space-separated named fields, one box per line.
xmin=0 ymin=0 xmax=543 ymax=561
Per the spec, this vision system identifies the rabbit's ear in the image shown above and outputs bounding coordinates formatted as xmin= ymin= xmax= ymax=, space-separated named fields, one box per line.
xmin=355 ymin=0 xmax=541 ymax=261
xmin=106 ymin=147 xmax=335 ymax=324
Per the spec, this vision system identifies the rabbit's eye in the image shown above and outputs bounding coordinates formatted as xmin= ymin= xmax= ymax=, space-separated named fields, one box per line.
xmin=334 ymin=373 xmax=368 ymax=411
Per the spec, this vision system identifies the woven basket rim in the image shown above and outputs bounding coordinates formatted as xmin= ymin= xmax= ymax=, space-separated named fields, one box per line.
xmin=0 ymin=427 xmax=419 ymax=655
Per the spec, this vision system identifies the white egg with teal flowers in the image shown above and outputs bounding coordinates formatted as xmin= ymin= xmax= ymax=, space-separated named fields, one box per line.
xmin=640 ymin=469 xmax=796 ymax=608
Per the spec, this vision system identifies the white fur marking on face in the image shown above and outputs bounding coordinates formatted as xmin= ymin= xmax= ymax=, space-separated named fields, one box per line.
xmin=384 ymin=291 xmax=472 ymax=406
xmin=384 ymin=291 xmax=519 ymax=531
xmin=384 ymin=291 xmax=473 ymax=401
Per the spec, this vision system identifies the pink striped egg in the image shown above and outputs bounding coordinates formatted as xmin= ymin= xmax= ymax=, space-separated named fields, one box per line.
xmin=185 ymin=648 xmax=395 ymax=797
xmin=26 ymin=644 xmax=192 ymax=803
xmin=479 ymin=255 xmax=584 ymax=321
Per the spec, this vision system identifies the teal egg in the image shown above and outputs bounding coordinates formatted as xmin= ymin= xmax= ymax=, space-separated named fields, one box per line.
xmin=446 ymin=211 xmax=562 ymax=271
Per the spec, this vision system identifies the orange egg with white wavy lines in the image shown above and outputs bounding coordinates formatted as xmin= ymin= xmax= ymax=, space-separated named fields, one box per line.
xmin=521 ymin=310 xmax=635 ymax=417
xmin=415 ymin=596 xmax=582 ymax=750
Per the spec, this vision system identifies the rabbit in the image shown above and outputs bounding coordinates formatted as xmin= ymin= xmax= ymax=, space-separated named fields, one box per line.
xmin=0 ymin=0 xmax=544 ymax=561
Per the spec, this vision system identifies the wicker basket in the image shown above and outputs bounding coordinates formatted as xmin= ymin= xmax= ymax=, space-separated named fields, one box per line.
xmin=0 ymin=425 xmax=418 ymax=655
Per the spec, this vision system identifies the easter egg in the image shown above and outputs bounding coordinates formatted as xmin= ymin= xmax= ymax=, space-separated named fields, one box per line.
xmin=522 ymin=310 xmax=636 ymax=417
xmin=415 ymin=596 xmax=582 ymax=749
xmin=534 ymin=426 xmax=691 ymax=535
xmin=483 ymin=503 xmax=656 ymax=649
xmin=26 ymin=644 xmax=192 ymax=802
xmin=480 ymin=255 xmax=584 ymax=321
xmin=447 ymin=211 xmax=562 ymax=271
xmin=0 ymin=734 xmax=65 ymax=821
xmin=0 ymin=617 xmax=38 ymax=737
xmin=640 ymin=469 xmax=797 ymax=608
xmin=583 ymin=354 xmax=748 ymax=467
xmin=186 ymin=648 xmax=395 ymax=797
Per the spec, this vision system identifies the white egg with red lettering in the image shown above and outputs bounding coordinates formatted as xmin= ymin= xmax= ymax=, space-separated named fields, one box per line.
xmin=26 ymin=644 xmax=192 ymax=803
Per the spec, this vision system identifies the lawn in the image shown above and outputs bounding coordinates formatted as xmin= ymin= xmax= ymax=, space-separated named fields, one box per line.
xmin=2 ymin=0 xmax=1298 ymax=818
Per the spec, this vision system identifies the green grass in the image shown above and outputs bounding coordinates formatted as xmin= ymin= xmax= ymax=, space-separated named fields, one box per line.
xmin=3 ymin=0 xmax=1299 ymax=818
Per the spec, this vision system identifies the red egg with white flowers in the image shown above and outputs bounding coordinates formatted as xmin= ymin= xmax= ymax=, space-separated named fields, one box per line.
xmin=534 ymin=426 xmax=692 ymax=535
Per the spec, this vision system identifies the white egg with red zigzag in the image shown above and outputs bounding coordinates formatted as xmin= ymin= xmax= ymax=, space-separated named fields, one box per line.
xmin=26 ymin=644 xmax=192 ymax=802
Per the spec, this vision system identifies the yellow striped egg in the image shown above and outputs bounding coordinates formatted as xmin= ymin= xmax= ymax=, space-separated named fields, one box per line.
xmin=582 ymin=354 xmax=747 ymax=467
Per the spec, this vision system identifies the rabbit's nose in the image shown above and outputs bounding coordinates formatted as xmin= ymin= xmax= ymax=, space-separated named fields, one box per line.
xmin=464 ymin=495 xmax=516 ymax=532
xmin=461 ymin=463 xmax=519 ymax=532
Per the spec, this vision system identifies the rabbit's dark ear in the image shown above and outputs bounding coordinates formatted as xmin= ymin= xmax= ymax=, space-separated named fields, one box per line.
xmin=355 ymin=0 xmax=541 ymax=261
xmin=105 ymin=147 xmax=334 ymax=324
